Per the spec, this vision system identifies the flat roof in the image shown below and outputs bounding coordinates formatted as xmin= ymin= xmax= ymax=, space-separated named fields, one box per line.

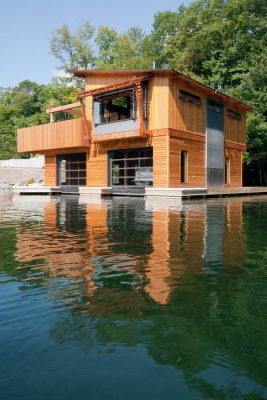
xmin=71 ymin=69 xmax=252 ymax=111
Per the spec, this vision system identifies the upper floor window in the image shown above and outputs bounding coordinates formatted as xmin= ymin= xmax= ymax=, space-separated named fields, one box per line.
xmin=179 ymin=90 xmax=202 ymax=106
xmin=207 ymin=100 xmax=222 ymax=113
xmin=227 ymin=109 xmax=241 ymax=121
xmin=93 ymin=88 xmax=136 ymax=125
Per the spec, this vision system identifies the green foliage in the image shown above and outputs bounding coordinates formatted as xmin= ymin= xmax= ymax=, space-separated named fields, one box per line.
xmin=148 ymin=0 xmax=267 ymax=168
xmin=0 ymin=80 xmax=76 ymax=159
xmin=95 ymin=26 xmax=151 ymax=69
xmin=0 ymin=1 xmax=266 ymax=169
xmin=50 ymin=22 xmax=95 ymax=71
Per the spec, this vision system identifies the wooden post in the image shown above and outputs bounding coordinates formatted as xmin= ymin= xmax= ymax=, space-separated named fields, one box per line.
xmin=79 ymin=98 xmax=91 ymax=142
xmin=135 ymin=83 xmax=144 ymax=134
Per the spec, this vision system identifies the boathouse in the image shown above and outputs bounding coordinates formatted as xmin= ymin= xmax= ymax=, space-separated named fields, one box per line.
xmin=17 ymin=69 xmax=252 ymax=196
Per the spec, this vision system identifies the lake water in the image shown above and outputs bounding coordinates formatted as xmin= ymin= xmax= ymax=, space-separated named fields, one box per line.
xmin=0 ymin=191 xmax=267 ymax=400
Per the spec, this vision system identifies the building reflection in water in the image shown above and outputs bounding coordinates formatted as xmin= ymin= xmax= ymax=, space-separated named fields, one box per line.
xmin=15 ymin=195 xmax=245 ymax=305
xmin=13 ymin=195 xmax=267 ymax=398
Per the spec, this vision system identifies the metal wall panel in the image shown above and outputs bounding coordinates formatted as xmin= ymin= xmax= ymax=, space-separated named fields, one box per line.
xmin=94 ymin=119 xmax=138 ymax=135
xmin=206 ymin=98 xmax=224 ymax=187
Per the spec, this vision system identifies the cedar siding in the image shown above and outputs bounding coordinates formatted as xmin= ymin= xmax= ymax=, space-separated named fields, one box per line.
xmin=17 ymin=69 xmax=252 ymax=189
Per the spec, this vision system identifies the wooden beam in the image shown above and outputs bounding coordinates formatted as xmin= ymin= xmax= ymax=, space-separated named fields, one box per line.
xmin=46 ymin=102 xmax=81 ymax=114
xmin=135 ymin=83 xmax=145 ymax=134
xmin=77 ymin=75 xmax=152 ymax=99
xmin=65 ymin=109 xmax=82 ymax=117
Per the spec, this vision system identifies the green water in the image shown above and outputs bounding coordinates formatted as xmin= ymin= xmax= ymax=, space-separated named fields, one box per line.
xmin=0 ymin=192 xmax=267 ymax=400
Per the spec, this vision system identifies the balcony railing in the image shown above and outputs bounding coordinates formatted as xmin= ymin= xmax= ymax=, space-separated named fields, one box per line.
xmin=17 ymin=118 xmax=90 ymax=153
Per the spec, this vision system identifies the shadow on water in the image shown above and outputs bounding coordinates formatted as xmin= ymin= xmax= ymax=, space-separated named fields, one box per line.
xmin=0 ymin=191 xmax=267 ymax=399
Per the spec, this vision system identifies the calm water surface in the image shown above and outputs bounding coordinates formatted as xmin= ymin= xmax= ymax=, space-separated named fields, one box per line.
xmin=0 ymin=192 xmax=267 ymax=400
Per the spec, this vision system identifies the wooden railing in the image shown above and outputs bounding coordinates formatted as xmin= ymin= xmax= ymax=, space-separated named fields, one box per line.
xmin=17 ymin=118 xmax=90 ymax=153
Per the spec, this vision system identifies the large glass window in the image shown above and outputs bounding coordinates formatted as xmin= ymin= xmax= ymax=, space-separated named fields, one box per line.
xmin=57 ymin=153 xmax=86 ymax=187
xmin=94 ymin=89 xmax=136 ymax=125
xmin=109 ymin=148 xmax=153 ymax=187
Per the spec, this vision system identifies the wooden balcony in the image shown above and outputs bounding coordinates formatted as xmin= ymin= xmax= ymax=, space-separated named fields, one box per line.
xmin=17 ymin=118 xmax=90 ymax=153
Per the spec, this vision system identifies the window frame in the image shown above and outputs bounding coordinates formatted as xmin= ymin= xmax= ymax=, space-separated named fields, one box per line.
xmin=224 ymin=157 xmax=230 ymax=184
xmin=181 ymin=150 xmax=188 ymax=183
xmin=227 ymin=109 xmax=241 ymax=121
xmin=179 ymin=90 xmax=202 ymax=106
xmin=93 ymin=88 xmax=137 ymax=126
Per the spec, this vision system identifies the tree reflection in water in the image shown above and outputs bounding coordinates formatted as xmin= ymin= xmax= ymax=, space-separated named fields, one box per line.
xmin=11 ymin=195 xmax=267 ymax=399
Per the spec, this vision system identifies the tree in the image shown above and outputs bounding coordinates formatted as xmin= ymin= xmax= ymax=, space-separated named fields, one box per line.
xmin=95 ymin=27 xmax=118 ymax=69
xmin=50 ymin=22 xmax=95 ymax=71
xmin=96 ymin=26 xmax=151 ymax=69
xmin=151 ymin=0 xmax=267 ymax=183
xmin=142 ymin=10 xmax=181 ymax=69
xmin=0 ymin=80 xmax=76 ymax=159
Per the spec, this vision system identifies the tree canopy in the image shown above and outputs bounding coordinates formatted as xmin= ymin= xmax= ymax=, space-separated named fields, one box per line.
xmin=0 ymin=80 xmax=76 ymax=158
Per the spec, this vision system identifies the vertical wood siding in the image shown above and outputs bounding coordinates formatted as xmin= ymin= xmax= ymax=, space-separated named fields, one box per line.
xmin=44 ymin=155 xmax=57 ymax=186
xmin=85 ymin=73 xmax=170 ymax=130
xmin=147 ymin=75 xmax=169 ymax=130
xmin=224 ymin=108 xmax=246 ymax=143
xmin=17 ymin=118 xmax=89 ymax=153
xmin=169 ymin=80 xmax=206 ymax=134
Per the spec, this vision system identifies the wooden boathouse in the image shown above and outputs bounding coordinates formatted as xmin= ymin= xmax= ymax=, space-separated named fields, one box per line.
xmin=17 ymin=69 xmax=252 ymax=197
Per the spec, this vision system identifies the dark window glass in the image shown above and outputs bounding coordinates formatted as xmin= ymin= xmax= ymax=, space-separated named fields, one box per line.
xmin=227 ymin=109 xmax=241 ymax=121
xmin=179 ymin=90 xmax=201 ymax=106
xmin=94 ymin=89 xmax=136 ymax=124
xmin=225 ymin=157 xmax=230 ymax=183
xmin=57 ymin=153 xmax=86 ymax=187
xmin=181 ymin=150 xmax=188 ymax=183
xmin=208 ymin=100 xmax=222 ymax=112
xmin=109 ymin=147 xmax=153 ymax=187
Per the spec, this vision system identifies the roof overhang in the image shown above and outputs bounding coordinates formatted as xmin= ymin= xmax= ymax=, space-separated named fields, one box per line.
xmin=71 ymin=69 xmax=253 ymax=112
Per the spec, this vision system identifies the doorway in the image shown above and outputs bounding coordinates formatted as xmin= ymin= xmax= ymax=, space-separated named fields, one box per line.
xmin=57 ymin=153 xmax=86 ymax=191
xmin=109 ymin=148 xmax=153 ymax=188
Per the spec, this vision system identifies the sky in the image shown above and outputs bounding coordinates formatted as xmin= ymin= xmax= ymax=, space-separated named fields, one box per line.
xmin=0 ymin=0 xmax=190 ymax=88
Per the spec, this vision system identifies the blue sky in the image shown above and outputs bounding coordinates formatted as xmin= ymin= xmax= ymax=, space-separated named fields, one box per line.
xmin=0 ymin=0 xmax=190 ymax=87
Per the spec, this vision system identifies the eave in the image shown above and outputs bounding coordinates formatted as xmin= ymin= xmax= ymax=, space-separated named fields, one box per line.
xmin=71 ymin=68 xmax=253 ymax=112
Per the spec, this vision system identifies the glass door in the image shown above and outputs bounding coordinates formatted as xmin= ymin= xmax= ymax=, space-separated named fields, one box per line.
xmin=109 ymin=148 xmax=153 ymax=187
xmin=57 ymin=153 xmax=86 ymax=187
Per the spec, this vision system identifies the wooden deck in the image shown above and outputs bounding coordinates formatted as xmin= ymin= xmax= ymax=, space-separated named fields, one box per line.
xmin=13 ymin=185 xmax=267 ymax=198
xmin=146 ymin=187 xmax=267 ymax=199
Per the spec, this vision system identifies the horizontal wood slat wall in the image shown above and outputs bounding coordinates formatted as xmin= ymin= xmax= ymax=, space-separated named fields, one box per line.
xmin=17 ymin=118 xmax=89 ymax=153
xmin=169 ymin=136 xmax=206 ymax=187
xmin=224 ymin=148 xmax=242 ymax=187
xmin=44 ymin=147 xmax=88 ymax=186
xmin=87 ymin=134 xmax=169 ymax=188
